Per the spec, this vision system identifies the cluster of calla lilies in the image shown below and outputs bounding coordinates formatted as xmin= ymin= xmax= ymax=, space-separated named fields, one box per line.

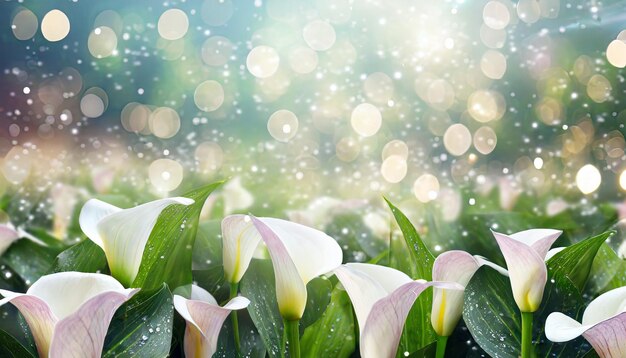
xmin=1 ymin=195 xmax=626 ymax=358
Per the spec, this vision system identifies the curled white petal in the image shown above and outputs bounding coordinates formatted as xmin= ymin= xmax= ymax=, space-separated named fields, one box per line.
xmin=492 ymin=229 xmax=561 ymax=312
xmin=251 ymin=216 xmax=342 ymax=320
xmin=545 ymin=286 xmax=626 ymax=358
xmin=334 ymin=263 xmax=462 ymax=358
xmin=0 ymin=272 xmax=136 ymax=358
xmin=79 ymin=197 xmax=194 ymax=285
xmin=221 ymin=215 xmax=262 ymax=283
xmin=174 ymin=285 xmax=250 ymax=358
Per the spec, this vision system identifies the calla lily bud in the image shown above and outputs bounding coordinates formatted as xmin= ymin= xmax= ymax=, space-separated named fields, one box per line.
xmin=174 ymin=285 xmax=250 ymax=358
xmin=492 ymin=229 xmax=562 ymax=312
xmin=79 ymin=197 xmax=194 ymax=286
xmin=0 ymin=272 xmax=137 ymax=358
xmin=334 ymin=263 xmax=464 ymax=358
xmin=250 ymin=216 xmax=342 ymax=321
xmin=431 ymin=250 xmax=507 ymax=336
xmin=546 ymin=286 xmax=626 ymax=358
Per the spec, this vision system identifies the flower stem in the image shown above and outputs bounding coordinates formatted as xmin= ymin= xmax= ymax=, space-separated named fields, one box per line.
xmin=284 ymin=319 xmax=300 ymax=358
xmin=521 ymin=311 xmax=533 ymax=358
xmin=229 ymin=282 xmax=241 ymax=356
xmin=436 ymin=335 xmax=448 ymax=358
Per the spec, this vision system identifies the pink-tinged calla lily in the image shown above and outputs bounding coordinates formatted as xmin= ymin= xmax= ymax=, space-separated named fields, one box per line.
xmin=250 ymin=216 xmax=342 ymax=320
xmin=174 ymin=285 xmax=250 ymax=358
xmin=79 ymin=197 xmax=194 ymax=286
xmin=431 ymin=250 xmax=508 ymax=337
xmin=0 ymin=223 xmax=47 ymax=256
xmin=545 ymin=286 xmax=626 ymax=358
xmin=492 ymin=229 xmax=562 ymax=312
xmin=334 ymin=263 xmax=464 ymax=358
xmin=0 ymin=272 xmax=137 ymax=358
xmin=221 ymin=215 xmax=262 ymax=284
xmin=0 ymin=224 xmax=21 ymax=255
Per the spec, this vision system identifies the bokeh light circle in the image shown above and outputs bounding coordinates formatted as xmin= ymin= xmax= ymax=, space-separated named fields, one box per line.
xmin=576 ymin=164 xmax=601 ymax=195
xmin=351 ymin=103 xmax=382 ymax=137
xmin=12 ymin=9 xmax=38 ymax=40
xmin=41 ymin=9 xmax=70 ymax=42
xmin=267 ymin=110 xmax=299 ymax=142
xmin=88 ymin=26 xmax=118 ymax=58
xmin=194 ymin=80 xmax=225 ymax=112
xmin=149 ymin=158 xmax=184 ymax=192
xmin=158 ymin=9 xmax=189 ymax=40
xmin=443 ymin=124 xmax=472 ymax=156
xmin=413 ymin=174 xmax=440 ymax=203
xmin=302 ymin=20 xmax=336 ymax=51
xmin=381 ymin=155 xmax=408 ymax=183
xmin=246 ymin=46 xmax=280 ymax=78
xmin=150 ymin=107 xmax=181 ymax=139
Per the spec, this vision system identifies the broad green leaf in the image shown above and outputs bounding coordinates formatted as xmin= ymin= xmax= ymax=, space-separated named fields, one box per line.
xmin=547 ymin=231 xmax=613 ymax=291
xmin=385 ymin=198 xmax=436 ymax=352
xmin=103 ymin=284 xmax=173 ymax=358
xmin=240 ymin=259 xmax=283 ymax=358
xmin=463 ymin=267 xmax=590 ymax=358
xmin=586 ymin=244 xmax=626 ymax=295
xmin=240 ymin=259 xmax=332 ymax=358
xmin=49 ymin=239 xmax=107 ymax=274
xmin=2 ymin=240 xmax=62 ymax=285
xmin=20 ymin=228 xmax=65 ymax=250
xmin=192 ymin=220 xmax=222 ymax=271
xmin=301 ymin=286 xmax=356 ymax=358
xmin=193 ymin=266 xmax=228 ymax=302
xmin=300 ymin=276 xmax=332 ymax=331
xmin=132 ymin=181 xmax=224 ymax=290
xmin=384 ymin=198 xmax=434 ymax=280
xmin=215 ymin=310 xmax=267 ymax=358
xmin=0 ymin=329 xmax=35 ymax=358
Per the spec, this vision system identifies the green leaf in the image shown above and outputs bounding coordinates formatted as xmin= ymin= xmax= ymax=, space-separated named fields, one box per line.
xmin=384 ymin=198 xmax=434 ymax=280
xmin=49 ymin=239 xmax=107 ymax=274
xmin=301 ymin=286 xmax=356 ymax=358
xmin=463 ymin=266 xmax=591 ymax=358
xmin=102 ymin=284 xmax=173 ymax=358
xmin=240 ymin=259 xmax=283 ymax=358
xmin=385 ymin=198 xmax=436 ymax=352
xmin=132 ymin=181 xmax=224 ymax=290
xmin=240 ymin=259 xmax=332 ymax=357
xmin=215 ymin=311 xmax=267 ymax=358
xmin=547 ymin=231 xmax=613 ymax=291
xmin=2 ymin=240 xmax=62 ymax=285
xmin=586 ymin=244 xmax=626 ymax=295
xmin=0 ymin=329 xmax=35 ymax=358
xmin=300 ymin=276 xmax=332 ymax=331
xmin=193 ymin=266 xmax=228 ymax=302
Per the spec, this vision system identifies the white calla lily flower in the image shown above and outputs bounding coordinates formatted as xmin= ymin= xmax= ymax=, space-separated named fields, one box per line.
xmin=174 ymin=285 xmax=250 ymax=358
xmin=492 ymin=229 xmax=562 ymax=312
xmin=431 ymin=250 xmax=507 ymax=337
xmin=546 ymin=286 xmax=626 ymax=358
xmin=0 ymin=272 xmax=137 ymax=357
xmin=250 ymin=216 xmax=342 ymax=320
xmin=79 ymin=197 xmax=194 ymax=286
xmin=222 ymin=215 xmax=262 ymax=284
xmin=334 ymin=263 xmax=464 ymax=358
